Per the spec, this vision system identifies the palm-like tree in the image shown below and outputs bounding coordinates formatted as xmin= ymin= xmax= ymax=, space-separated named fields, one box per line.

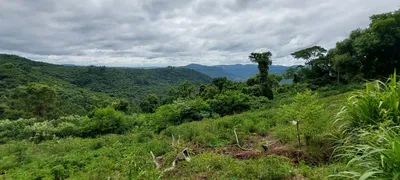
xmin=249 ymin=51 xmax=273 ymax=99
xmin=249 ymin=52 xmax=272 ymax=84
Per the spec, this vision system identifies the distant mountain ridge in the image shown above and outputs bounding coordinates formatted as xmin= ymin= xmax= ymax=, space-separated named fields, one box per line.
xmin=182 ymin=63 xmax=292 ymax=81
xmin=0 ymin=54 xmax=212 ymax=100
xmin=61 ymin=63 xmax=292 ymax=81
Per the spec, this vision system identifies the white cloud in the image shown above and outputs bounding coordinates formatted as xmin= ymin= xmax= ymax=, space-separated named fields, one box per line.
xmin=0 ymin=0 xmax=399 ymax=66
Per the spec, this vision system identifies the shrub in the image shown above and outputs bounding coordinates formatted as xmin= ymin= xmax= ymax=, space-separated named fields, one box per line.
xmin=0 ymin=118 xmax=36 ymax=142
xmin=139 ymin=94 xmax=160 ymax=113
xmin=209 ymin=90 xmax=251 ymax=116
xmin=277 ymin=90 xmax=325 ymax=145
xmin=153 ymin=98 xmax=212 ymax=130
xmin=86 ymin=107 xmax=130 ymax=136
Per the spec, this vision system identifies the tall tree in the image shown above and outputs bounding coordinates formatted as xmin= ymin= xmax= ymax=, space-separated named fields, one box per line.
xmin=291 ymin=46 xmax=327 ymax=66
xmin=10 ymin=83 xmax=56 ymax=118
xmin=249 ymin=52 xmax=272 ymax=84
xmin=140 ymin=94 xmax=160 ymax=113
xmin=249 ymin=52 xmax=274 ymax=99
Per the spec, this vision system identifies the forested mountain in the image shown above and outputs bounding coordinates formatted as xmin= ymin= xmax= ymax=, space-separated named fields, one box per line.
xmin=0 ymin=54 xmax=211 ymax=99
xmin=183 ymin=63 xmax=290 ymax=81
xmin=0 ymin=54 xmax=212 ymax=119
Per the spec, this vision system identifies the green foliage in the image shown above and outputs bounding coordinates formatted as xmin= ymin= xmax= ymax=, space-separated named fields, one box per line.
xmin=199 ymin=84 xmax=219 ymax=99
xmin=111 ymin=99 xmax=130 ymax=113
xmin=291 ymin=9 xmax=400 ymax=86
xmin=86 ymin=107 xmax=131 ymax=136
xmin=334 ymin=126 xmax=400 ymax=179
xmin=4 ymin=9 xmax=400 ymax=177
xmin=336 ymin=73 xmax=400 ymax=130
xmin=249 ymin=52 xmax=274 ymax=99
xmin=268 ymin=74 xmax=283 ymax=89
xmin=291 ymin=46 xmax=327 ymax=66
xmin=277 ymin=90 xmax=325 ymax=145
xmin=246 ymin=76 xmax=259 ymax=86
xmin=0 ymin=84 xmax=356 ymax=179
xmin=211 ymin=77 xmax=234 ymax=92
xmin=139 ymin=93 xmax=160 ymax=113
xmin=332 ymin=73 xmax=400 ymax=179
xmin=153 ymin=98 xmax=212 ymax=131
xmin=0 ymin=134 xmax=166 ymax=179
xmin=209 ymin=90 xmax=251 ymax=116
xmin=0 ymin=109 xmax=136 ymax=143
xmin=0 ymin=54 xmax=211 ymax=120
xmin=165 ymin=80 xmax=197 ymax=103
xmin=0 ymin=118 xmax=36 ymax=143
xmin=167 ymin=153 xmax=294 ymax=179
xmin=9 ymin=83 xmax=56 ymax=119
xmin=163 ymin=109 xmax=278 ymax=146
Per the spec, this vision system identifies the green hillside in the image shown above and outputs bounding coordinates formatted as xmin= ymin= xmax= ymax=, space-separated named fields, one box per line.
xmin=0 ymin=54 xmax=212 ymax=119
xmin=0 ymin=54 xmax=212 ymax=99
xmin=0 ymin=90 xmax=351 ymax=179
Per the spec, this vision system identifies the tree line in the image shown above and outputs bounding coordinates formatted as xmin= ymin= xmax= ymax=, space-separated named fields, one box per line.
xmin=285 ymin=9 xmax=400 ymax=87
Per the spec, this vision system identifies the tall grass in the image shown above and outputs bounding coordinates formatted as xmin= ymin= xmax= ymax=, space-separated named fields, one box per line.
xmin=333 ymin=72 xmax=400 ymax=179
xmin=333 ymin=126 xmax=400 ymax=179
xmin=336 ymin=72 xmax=400 ymax=131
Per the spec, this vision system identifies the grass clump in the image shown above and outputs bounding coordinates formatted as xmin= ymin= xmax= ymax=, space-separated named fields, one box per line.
xmin=333 ymin=73 xmax=400 ymax=179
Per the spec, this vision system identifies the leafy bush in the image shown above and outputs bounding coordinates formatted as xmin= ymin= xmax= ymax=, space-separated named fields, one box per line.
xmin=86 ymin=107 xmax=131 ymax=136
xmin=0 ymin=118 xmax=36 ymax=143
xmin=139 ymin=94 xmax=160 ymax=113
xmin=277 ymin=90 xmax=325 ymax=145
xmin=153 ymin=98 xmax=212 ymax=131
xmin=209 ymin=90 xmax=251 ymax=116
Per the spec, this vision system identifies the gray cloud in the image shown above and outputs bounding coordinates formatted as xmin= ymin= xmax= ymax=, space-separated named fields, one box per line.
xmin=0 ymin=0 xmax=399 ymax=66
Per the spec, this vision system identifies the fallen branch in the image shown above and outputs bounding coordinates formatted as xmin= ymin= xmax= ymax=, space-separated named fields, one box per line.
xmin=234 ymin=128 xmax=252 ymax=151
xmin=150 ymin=151 xmax=161 ymax=169
xmin=152 ymin=135 xmax=192 ymax=176
xmin=171 ymin=134 xmax=175 ymax=147
xmin=163 ymin=148 xmax=191 ymax=173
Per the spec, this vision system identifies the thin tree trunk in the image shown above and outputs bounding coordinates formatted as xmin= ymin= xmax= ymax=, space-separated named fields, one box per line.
xmin=296 ymin=121 xmax=301 ymax=146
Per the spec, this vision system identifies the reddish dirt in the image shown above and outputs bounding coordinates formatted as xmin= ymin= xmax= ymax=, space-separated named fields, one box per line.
xmin=218 ymin=146 xmax=264 ymax=160
xmin=220 ymin=133 xmax=311 ymax=163
xmin=186 ymin=133 xmax=311 ymax=163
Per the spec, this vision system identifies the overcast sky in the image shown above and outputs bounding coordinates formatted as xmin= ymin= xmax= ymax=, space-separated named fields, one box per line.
xmin=0 ymin=0 xmax=399 ymax=67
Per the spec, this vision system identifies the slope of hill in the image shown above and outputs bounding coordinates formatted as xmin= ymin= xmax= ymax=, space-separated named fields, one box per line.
xmin=0 ymin=54 xmax=212 ymax=119
xmin=0 ymin=54 xmax=212 ymax=99
xmin=0 ymin=88 xmax=356 ymax=179
xmin=183 ymin=63 xmax=291 ymax=81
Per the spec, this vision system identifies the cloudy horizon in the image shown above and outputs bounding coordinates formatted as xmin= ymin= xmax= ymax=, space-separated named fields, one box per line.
xmin=1 ymin=0 xmax=399 ymax=67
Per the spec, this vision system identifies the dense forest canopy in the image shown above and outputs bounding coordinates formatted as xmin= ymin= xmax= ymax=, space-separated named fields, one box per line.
xmin=0 ymin=54 xmax=211 ymax=119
